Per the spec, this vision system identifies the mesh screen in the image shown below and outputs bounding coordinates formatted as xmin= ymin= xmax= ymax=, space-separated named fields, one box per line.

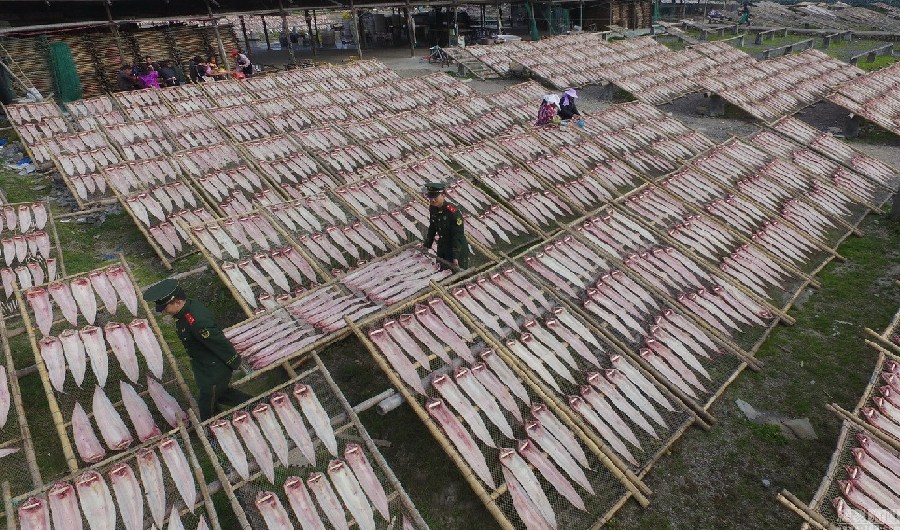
xmin=199 ymin=362 xmax=426 ymax=530
xmin=804 ymin=421 xmax=900 ymax=528
xmin=17 ymin=261 xmax=194 ymax=468
xmin=442 ymin=263 xmax=697 ymax=474
xmin=0 ymin=202 xmax=62 ymax=319
xmin=356 ymin=291 xmax=633 ymax=530
xmin=8 ymin=430 xmax=217 ymax=530
xmin=513 ymin=231 xmax=746 ymax=412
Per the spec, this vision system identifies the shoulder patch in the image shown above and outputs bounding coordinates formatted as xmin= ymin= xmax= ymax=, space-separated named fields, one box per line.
xmin=446 ymin=204 xmax=456 ymax=214
xmin=200 ymin=329 xmax=210 ymax=339
xmin=457 ymin=217 xmax=463 ymax=226
xmin=185 ymin=313 xmax=196 ymax=326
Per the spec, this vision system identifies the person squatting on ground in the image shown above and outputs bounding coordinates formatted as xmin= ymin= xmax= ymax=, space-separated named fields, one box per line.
xmin=535 ymin=94 xmax=560 ymax=126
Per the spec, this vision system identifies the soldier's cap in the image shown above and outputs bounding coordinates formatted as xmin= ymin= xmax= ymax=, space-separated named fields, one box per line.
xmin=424 ymin=182 xmax=446 ymax=198
xmin=142 ymin=278 xmax=185 ymax=312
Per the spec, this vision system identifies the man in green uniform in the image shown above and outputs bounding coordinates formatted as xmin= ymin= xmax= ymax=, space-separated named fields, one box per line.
xmin=142 ymin=279 xmax=250 ymax=421
xmin=423 ymin=182 xmax=469 ymax=270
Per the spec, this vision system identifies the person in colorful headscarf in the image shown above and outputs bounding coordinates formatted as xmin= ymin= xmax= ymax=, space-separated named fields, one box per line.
xmin=558 ymin=87 xmax=581 ymax=121
xmin=535 ymin=94 xmax=559 ymax=126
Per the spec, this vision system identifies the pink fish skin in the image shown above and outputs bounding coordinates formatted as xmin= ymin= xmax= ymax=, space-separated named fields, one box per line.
xmin=18 ymin=496 xmax=51 ymax=530
xmin=106 ymin=266 xmax=138 ymax=315
xmin=26 ymin=287 xmax=54 ymax=336
xmin=158 ymin=436 xmax=198 ymax=510
xmin=147 ymin=376 xmax=186 ymax=428
xmin=284 ymin=476 xmax=327 ymax=530
xmin=104 ymin=321 xmax=139 ymax=383
xmin=39 ymin=336 xmax=66 ymax=392
xmin=48 ymin=482 xmax=83 ymax=530
xmin=108 ymin=462 xmax=143 ymax=530
xmin=71 ymin=402 xmax=106 ymax=463
xmin=501 ymin=467 xmax=554 ymax=530
xmin=70 ymin=277 xmax=97 ymax=325
xmin=0 ymin=366 xmax=10 ymax=431
xmin=345 ymin=442 xmax=391 ymax=520
xmin=75 ymin=470 xmax=116 ymax=530
xmin=426 ymin=397 xmax=496 ymax=489
xmin=120 ymin=381 xmax=161 ymax=442
xmin=88 ymin=270 xmax=118 ymax=314
xmin=255 ymin=491 xmax=294 ymax=530
xmin=128 ymin=319 xmax=164 ymax=379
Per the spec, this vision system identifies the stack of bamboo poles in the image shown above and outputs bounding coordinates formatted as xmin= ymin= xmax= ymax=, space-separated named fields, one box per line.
xmin=779 ymin=313 xmax=900 ymax=529
xmin=13 ymin=257 xmax=196 ymax=473
xmin=3 ymin=422 xmax=222 ymax=530
xmin=193 ymin=355 xmax=429 ymax=530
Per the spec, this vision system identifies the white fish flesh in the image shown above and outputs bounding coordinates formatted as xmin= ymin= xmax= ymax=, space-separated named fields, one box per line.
xmin=93 ymin=385 xmax=133 ymax=450
xmin=105 ymin=322 xmax=139 ymax=383
xmin=39 ymin=336 xmax=66 ymax=392
xmin=72 ymin=402 xmax=106 ymax=463
xmin=129 ymin=319 xmax=165 ymax=379
xmin=252 ymin=402 xmax=290 ymax=467
xmin=256 ymin=491 xmax=294 ymax=530
xmin=210 ymin=418 xmax=250 ymax=480
xmin=426 ymin=397 xmax=496 ymax=488
xmin=270 ymin=391 xmax=317 ymax=466
xmin=293 ymin=383 xmax=339 ymax=457
xmin=499 ymin=447 xmax=556 ymax=527
xmin=48 ymin=481 xmax=83 ymax=530
xmin=120 ymin=381 xmax=161 ymax=442
xmin=26 ymin=287 xmax=54 ymax=336
xmin=71 ymin=277 xmax=98 ymax=324
xmin=159 ymin=436 xmax=198 ymax=510
xmin=108 ymin=462 xmax=143 ymax=530
xmin=147 ymin=376 xmax=187 ymax=428
xmin=432 ymin=373 xmax=495 ymax=447
xmin=328 ymin=459 xmax=377 ymax=530
xmin=232 ymin=410 xmax=275 ymax=484
xmin=307 ymin=472 xmax=350 ymax=530
xmin=49 ymin=282 xmax=79 ymax=326
xmin=75 ymin=470 xmax=116 ymax=530
xmin=284 ymin=476 xmax=326 ymax=530
xmin=344 ymin=442 xmax=390 ymax=520
xmin=106 ymin=266 xmax=139 ymax=315
xmin=59 ymin=329 xmax=87 ymax=387
xmin=136 ymin=448 xmax=167 ymax=528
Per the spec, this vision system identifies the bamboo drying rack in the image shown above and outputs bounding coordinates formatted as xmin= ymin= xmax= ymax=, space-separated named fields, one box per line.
xmin=0 ymin=201 xmax=67 ymax=319
xmin=430 ymin=271 xmax=705 ymax=478
xmin=347 ymin=311 xmax=649 ymax=530
xmin=192 ymin=354 xmax=430 ymax=530
xmin=2 ymin=420 xmax=222 ymax=530
xmin=0 ymin=317 xmax=42 ymax=515
xmin=109 ymin=184 xmax=212 ymax=270
xmin=14 ymin=256 xmax=196 ymax=472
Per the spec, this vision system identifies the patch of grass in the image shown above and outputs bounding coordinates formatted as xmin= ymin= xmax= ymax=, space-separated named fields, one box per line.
xmin=857 ymin=54 xmax=900 ymax=71
xmin=747 ymin=422 xmax=788 ymax=445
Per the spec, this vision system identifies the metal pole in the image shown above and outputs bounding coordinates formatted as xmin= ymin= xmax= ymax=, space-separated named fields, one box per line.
xmin=351 ymin=0 xmax=364 ymax=58
xmin=498 ymin=0 xmax=503 ymax=35
xmin=305 ymin=10 xmax=316 ymax=56
xmin=312 ymin=9 xmax=321 ymax=50
xmin=277 ymin=0 xmax=297 ymax=65
xmin=204 ymin=0 xmax=229 ymax=69
xmin=239 ymin=15 xmax=251 ymax=58
xmin=262 ymin=16 xmax=272 ymax=50
xmin=580 ymin=0 xmax=584 ymax=30
xmin=453 ymin=2 xmax=458 ymax=45
xmin=406 ymin=0 xmax=415 ymax=57
xmin=104 ymin=1 xmax=125 ymax=63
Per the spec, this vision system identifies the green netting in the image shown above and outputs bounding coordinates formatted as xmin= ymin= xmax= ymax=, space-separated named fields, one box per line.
xmin=47 ymin=41 xmax=82 ymax=102
xmin=0 ymin=60 xmax=15 ymax=104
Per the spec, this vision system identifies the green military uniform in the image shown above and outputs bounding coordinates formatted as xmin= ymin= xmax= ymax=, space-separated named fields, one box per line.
xmin=143 ymin=279 xmax=250 ymax=421
xmin=423 ymin=183 xmax=469 ymax=270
